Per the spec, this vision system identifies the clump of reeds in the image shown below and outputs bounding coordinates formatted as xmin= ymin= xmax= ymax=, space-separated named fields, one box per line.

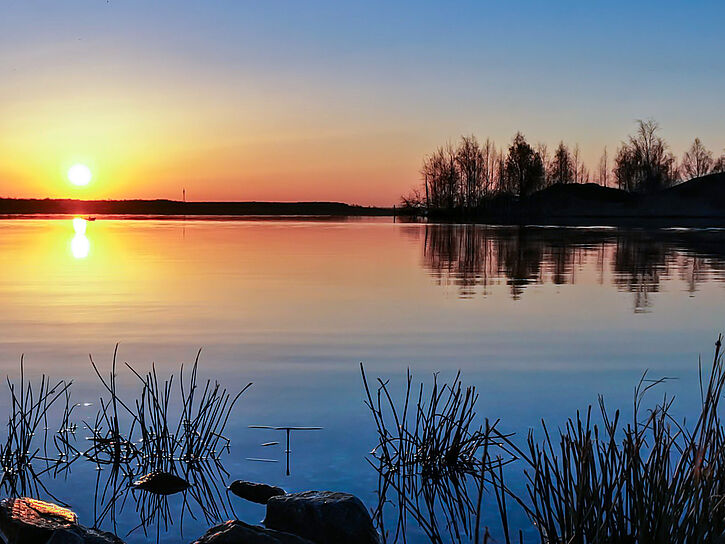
xmin=127 ymin=349 xmax=251 ymax=468
xmin=497 ymin=336 xmax=725 ymax=543
xmin=86 ymin=345 xmax=140 ymax=466
xmin=362 ymin=366 xmax=489 ymax=481
xmin=84 ymin=346 xmax=249 ymax=472
xmin=361 ymin=364 xmax=514 ymax=544
xmin=364 ymin=337 xmax=725 ymax=544
xmin=0 ymin=347 xmax=251 ymax=542
xmin=86 ymin=347 xmax=251 ymax=539
xmin=0 ymin=358 xmax=75 ymax=500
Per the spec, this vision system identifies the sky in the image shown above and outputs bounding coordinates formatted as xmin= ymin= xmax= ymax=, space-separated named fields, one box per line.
xmin=1 ymin=1 xmax=724 ymax=206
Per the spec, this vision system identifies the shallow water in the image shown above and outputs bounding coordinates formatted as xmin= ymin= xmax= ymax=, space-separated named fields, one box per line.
xmin=1 ymin=217 xmax=724 ymax=542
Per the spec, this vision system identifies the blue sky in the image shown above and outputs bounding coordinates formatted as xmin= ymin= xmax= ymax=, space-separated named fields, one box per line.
xmin=1 ymin=1 xmax=723 ymax=203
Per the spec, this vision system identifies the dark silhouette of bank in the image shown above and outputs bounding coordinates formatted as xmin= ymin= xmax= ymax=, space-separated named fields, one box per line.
xmin=508 ymin=172 xmax=725 ymax=226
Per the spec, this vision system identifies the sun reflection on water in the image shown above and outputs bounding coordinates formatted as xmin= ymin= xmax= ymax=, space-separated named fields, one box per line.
xmin=72 ymin=217 xmax=87 ymax=235
xmin=70 ymin=218 xmax=89 ymax=259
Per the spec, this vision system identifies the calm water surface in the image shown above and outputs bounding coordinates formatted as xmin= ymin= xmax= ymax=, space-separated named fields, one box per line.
xmin=1 ymin=217 xmax=725 ymax=542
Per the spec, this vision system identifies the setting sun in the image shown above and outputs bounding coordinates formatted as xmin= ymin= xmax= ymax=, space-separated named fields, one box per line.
xmin=68 ymin=164 xmax=92 ymax=186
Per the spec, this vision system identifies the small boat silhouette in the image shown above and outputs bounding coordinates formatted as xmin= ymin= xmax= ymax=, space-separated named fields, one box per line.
xmin=85 ymin=216 xmax=96 ymax=221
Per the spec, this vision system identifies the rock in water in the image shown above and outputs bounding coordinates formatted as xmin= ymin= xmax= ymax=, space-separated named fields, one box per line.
xmin=265 ymin=491 xmax=380 ymax=544
xmin=0 ymin=497 xmax=76 ymax=542
xmin=132 ymin=470 xmax=190 ymax=495
xmin=0 ymin=497 xmax=124 ymax=543
xmin=228 ymin=480 xmax=286 ymax=504
xmin=192 ymin=520 xmax=315 ymax=544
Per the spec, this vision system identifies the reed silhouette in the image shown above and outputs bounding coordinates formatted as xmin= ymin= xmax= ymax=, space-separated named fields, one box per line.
xmin=87 ymin=347 xmax=250 ymax=540
xmin=361 ymin=364 xmax=510 ymax=544
xmin=0 ymin=361 xmax=75 ymax=502
xmin=0 ymin=348 xmax=250 ymax=542
xmin=363 ymin=336 xmax=725 ymax=544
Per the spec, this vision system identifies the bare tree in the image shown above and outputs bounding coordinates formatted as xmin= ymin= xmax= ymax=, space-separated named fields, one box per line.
xmin=493 ymin=146 xmax=506 ymax=194
xmin=713 ymin=150 xmax=725 ymax=174
xmin=681 ymin=137 xmax=713 ymax=180
xmin=578 ymin=157 xmax=590 ymax=184
xmin=614 ymin=119 xmax=677 ymax=193
xmin=504 ymin=132 xmax=545 ymax=197
xmin=548 ymin=142 xmax=574 ymax=184
xmin=578 ymin=163 xmax=590 ymax=184
xmin=420 ymin=144 xmax=459 ymax=209
xmin=455 ymin=135 xmax=485 ymax=209
xmin=481 ymin=138 xmax=497 ymax=197
xmin=572 ymin=144 xmax=585 ymax=183
xmin=667 ymin=151 xmax=680 ymax=185
xmin=536 ymin=143 xmax=551 ymax=187
xmin=598 ymin=147 xmax=609 ymax=187
xmin=400 ymin=188 xmax=425 ymax=210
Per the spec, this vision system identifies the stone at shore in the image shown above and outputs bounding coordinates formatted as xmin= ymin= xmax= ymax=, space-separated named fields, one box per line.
xmin=228 ymin=481 xmax=286 ymax=505
xmin=0 ymin=497 xmax=124 ymax=544
xmin=264 ymin=491 xmax=380 ymax=544
xmin=132 ymin=470 xmax=190 ymax=495
xmin=192 ymin=520 xmax=314 ymax=544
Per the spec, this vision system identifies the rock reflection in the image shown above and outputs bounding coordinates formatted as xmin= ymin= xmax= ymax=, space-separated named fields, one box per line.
xmin=417 ymin=225 xmax=725 ymax=312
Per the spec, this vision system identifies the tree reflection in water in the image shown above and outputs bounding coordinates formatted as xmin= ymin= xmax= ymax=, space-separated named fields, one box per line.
xmin=415 ymin=225 xmax=725 ymax=312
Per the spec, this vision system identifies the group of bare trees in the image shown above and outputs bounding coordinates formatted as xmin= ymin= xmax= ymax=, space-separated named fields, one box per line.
xmin=410 ymin=133 xmax=547 ymax=210
xmin=407 ymin=136 xmax=504 ymax=210
xmin=613 ymin=120 xmax=678 ymax=193
xmin=681 ymin=137 xmax=725 ymax=179
xmin=615 ymin=120 xmax=725 ymax=193
xmin=405 ymin=120 xmax=725 ymax=210
xmin=409 ymin=133 xmax=601 ymax=210
xmin=547 ymin=141 xmax=591 ymax=185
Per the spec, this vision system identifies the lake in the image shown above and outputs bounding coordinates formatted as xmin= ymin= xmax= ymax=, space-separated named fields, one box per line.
xmin=1 ymin=217 xmax=724 ymax=542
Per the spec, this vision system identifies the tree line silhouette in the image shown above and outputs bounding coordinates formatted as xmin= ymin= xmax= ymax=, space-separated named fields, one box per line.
xmin=403 ymin=120 xmax=725 ymax=211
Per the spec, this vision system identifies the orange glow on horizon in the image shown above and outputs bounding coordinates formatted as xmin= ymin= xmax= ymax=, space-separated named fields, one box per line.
xmin=0 ymin=83 xmax=417 ymax=207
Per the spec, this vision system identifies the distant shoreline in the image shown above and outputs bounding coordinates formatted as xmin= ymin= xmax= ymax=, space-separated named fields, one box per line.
xmin=5 ymin=172 xmax=725 ymax=229
xmin=0 ymin=198 xmax=398 ymax=217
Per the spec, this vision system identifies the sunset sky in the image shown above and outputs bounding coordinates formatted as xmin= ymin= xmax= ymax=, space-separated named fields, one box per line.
xmin=1 ymin=1 xmax=724 ymax=206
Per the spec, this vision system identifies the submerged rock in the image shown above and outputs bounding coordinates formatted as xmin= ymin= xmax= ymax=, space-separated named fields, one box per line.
xmin=0 ymin=497 xmax=123 ymax=544
xmin=132 ymin=470 xmax=190 ymax=495
xmin=192 ymin=520 xmax=314 ymax=544
xmin=228 ymin=480 xmax=286 ymax=504
xmin=265 ymin=491 xmax=380 ymax=544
